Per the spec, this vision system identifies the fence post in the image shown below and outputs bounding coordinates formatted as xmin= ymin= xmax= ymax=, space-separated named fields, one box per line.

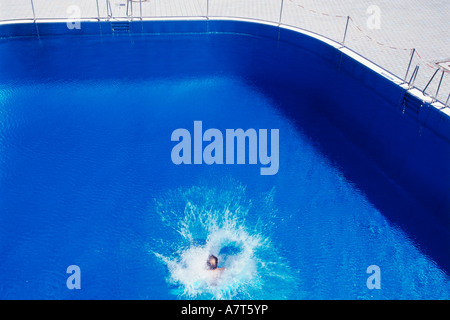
xmin=342 ymin=16 xmax=350 ymax=46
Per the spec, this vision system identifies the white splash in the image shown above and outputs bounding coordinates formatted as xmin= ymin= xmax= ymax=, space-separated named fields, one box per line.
xmin=152 ymin=179 xmax=296 ymax=299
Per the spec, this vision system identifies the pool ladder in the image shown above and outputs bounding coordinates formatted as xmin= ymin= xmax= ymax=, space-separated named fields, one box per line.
xmin=401 ymin=91 xmax=423 ymax=115
xmin=111 ymin=21 xmax=130 ymax=33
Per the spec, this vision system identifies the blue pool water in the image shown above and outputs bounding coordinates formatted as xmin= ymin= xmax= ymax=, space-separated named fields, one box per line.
xmin=0 ymin=28 xmax=449 ymax=299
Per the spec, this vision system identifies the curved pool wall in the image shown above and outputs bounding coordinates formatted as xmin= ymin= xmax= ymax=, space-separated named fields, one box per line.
xmin=1 ymin=18 xmax=449 ymax=218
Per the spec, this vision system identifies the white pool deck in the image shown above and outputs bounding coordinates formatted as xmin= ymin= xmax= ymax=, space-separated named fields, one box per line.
xmin=0 ymin=0 xmax=449 ymax=111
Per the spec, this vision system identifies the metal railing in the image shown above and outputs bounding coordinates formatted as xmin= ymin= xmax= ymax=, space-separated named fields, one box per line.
xmin=1 ymin=0 xmax=447 ymax=107
xmin=408 ymin=65 xmax=420 ymax=90
xmin=423 ymin=68 xmax=445 ymax=104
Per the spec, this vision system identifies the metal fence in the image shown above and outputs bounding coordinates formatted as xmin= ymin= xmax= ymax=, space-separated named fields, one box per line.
xmin=0 ymin=0 xmax=448 ymax=106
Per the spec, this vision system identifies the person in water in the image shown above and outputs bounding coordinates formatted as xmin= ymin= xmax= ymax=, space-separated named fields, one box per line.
xmin=207 ymin=254 xmax=225 ymax=272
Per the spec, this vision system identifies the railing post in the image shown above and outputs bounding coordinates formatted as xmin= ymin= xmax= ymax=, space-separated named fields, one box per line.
xmin=140 ymin=0 xmax=143 ymax=20
xmin=278 ymin=0 xmax=284 ymax=26
xmin=404 ymin=48 xmax=415 ymax=82
xmin=30 ymin=0 xmax=36 ymax=22
xmin=342 ymin=16 xmax=350 ymax=46
xmin=30 ymin=0 xmax=39 ymax=37
xmin=446 ymin=93 xmax=450 ymax=108
xmin=207 ymin=0 xmax=209 ymax=19
xmin=106 ymin=0 xmax=112 ymax=18
xmin=276 ymin=0 xmax=284 ymax=41
xmin=96 ymin=0 xmax=100 ymax=21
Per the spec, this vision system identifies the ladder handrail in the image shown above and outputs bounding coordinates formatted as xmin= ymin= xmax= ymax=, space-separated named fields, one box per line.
xmin=127 ymin=0 xmax=133 ymax=18
xmin=106 ymin=0 xmax=113 ymax=18
xmin=404 ymin=49 xmax=415 ymax=82
xmin=432 ymin=69 xmax=445 ymax=103
xmin=408 ymin=65 xmax=420 ymax=89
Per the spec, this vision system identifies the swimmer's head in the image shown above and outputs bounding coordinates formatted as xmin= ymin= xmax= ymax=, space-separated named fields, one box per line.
xmin=207 ymin=255 xmax=218 ymax=270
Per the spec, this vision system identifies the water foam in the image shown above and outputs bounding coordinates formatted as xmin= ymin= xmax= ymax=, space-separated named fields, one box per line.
xmin=152 ymin=179 xmax=297 ymax=299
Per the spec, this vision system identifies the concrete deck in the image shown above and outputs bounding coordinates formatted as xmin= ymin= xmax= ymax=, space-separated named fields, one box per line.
xmin=0 ymin=0 xmax=449 ymax=104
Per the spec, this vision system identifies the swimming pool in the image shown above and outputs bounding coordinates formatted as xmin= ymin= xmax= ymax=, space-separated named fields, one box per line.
xmin=0 ymin=19 xmax=449 ymax=299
